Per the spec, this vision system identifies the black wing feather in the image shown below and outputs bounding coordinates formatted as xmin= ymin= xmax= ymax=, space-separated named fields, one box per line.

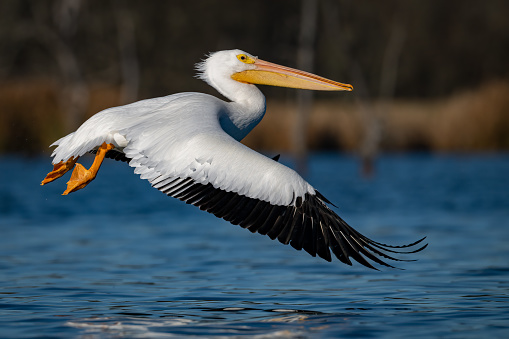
xmin=147 ymin=175 xmax=426 ymax=269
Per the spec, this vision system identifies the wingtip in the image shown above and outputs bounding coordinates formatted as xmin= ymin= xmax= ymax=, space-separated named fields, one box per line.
xmin=315 ymin=191 xmax=337 ymax=208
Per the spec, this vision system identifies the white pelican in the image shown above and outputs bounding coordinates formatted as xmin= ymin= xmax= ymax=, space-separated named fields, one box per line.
xmin=41 ymin=49 xmax=426 ymax=269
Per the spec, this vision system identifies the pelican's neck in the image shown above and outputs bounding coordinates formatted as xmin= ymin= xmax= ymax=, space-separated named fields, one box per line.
xmin=213 ymin=77 xmax=267 ymax=141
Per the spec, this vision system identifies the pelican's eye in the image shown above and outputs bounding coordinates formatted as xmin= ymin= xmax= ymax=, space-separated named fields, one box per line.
xmin=237 ymin=54 xmax=255 ymax=64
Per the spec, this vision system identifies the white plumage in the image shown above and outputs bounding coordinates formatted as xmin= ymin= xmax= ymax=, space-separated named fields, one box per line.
xmin=42 ymin=49 xmax=426 ymax=269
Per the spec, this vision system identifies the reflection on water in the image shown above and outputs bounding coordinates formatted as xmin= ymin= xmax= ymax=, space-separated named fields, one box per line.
xmin=0 ymin=153 xmax=508 ymax=338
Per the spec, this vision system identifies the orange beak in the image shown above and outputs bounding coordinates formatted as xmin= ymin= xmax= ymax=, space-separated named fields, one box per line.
xmin=232 ymin=58 xmax=353 ymax=91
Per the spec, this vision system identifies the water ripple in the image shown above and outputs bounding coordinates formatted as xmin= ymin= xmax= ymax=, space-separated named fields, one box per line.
xmin=1 ymin=154 xmax=509 ymax=338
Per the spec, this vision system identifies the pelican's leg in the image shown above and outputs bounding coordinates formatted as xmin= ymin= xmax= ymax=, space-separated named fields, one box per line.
xmin=62 ymin=142 xmax=115 ymax=195
xmin=41 ymin=156 xmax=79 ymax=185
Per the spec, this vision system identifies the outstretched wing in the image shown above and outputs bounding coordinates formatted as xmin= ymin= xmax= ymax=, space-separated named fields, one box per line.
xmin=119 ymin=95 xmax=426 ymax=269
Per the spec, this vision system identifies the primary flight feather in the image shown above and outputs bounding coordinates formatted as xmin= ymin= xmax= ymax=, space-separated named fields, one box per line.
xmin=41 ymin=49 xmax=426 ymax=269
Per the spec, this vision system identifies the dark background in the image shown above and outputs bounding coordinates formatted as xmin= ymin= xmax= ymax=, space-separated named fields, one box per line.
xmin=1 ymin=0 xmax=508 ymax=154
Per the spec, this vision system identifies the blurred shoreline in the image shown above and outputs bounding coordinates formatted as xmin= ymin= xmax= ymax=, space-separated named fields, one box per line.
xmin=1 ymin=79 xmax=508 ymax=155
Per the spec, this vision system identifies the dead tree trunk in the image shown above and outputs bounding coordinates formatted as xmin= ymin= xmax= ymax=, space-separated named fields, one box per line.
xmin=321 ymin=0 xmax=406 ymax=178
xmin=294 ymin=0 xmax=318 ymax=175
xmin=113 ymin=0 xmax=139 ymax=105
xmin=50 ymin=0 xmax=89 ymax=132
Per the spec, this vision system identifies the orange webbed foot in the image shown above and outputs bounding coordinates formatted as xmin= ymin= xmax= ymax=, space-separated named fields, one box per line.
xmin=61 ymin=142 xmax=115 ymax=195
xmin=41 ymin=157 xmax=78 ymax=185
xmin=62 ymin=163 xmax=94 ymax=195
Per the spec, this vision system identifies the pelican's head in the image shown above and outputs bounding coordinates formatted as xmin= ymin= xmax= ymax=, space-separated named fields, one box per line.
xmin=196 ymin=49 xmax=353 ymax=92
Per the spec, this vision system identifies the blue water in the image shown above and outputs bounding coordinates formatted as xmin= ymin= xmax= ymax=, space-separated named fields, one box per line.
xmin=1 ymin=153 xmax=508 ymax=338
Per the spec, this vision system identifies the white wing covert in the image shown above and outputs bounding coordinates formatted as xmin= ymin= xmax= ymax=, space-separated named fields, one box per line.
xmin=122 ymin=94 xmax=314 ymax=207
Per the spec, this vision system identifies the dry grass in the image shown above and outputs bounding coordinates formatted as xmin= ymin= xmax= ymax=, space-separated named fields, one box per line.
xmin=1 ymin=79 xmax=508 ymax=155
xmin=0 ymin=80 xmax=122 ymax=154
xmin=0 ymin=79 xmax=60 ymax=154
xmin=246 ymin=81 xmax=509 ymax=153
xmin=431 ymin=81 xmax=509 ymax=151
